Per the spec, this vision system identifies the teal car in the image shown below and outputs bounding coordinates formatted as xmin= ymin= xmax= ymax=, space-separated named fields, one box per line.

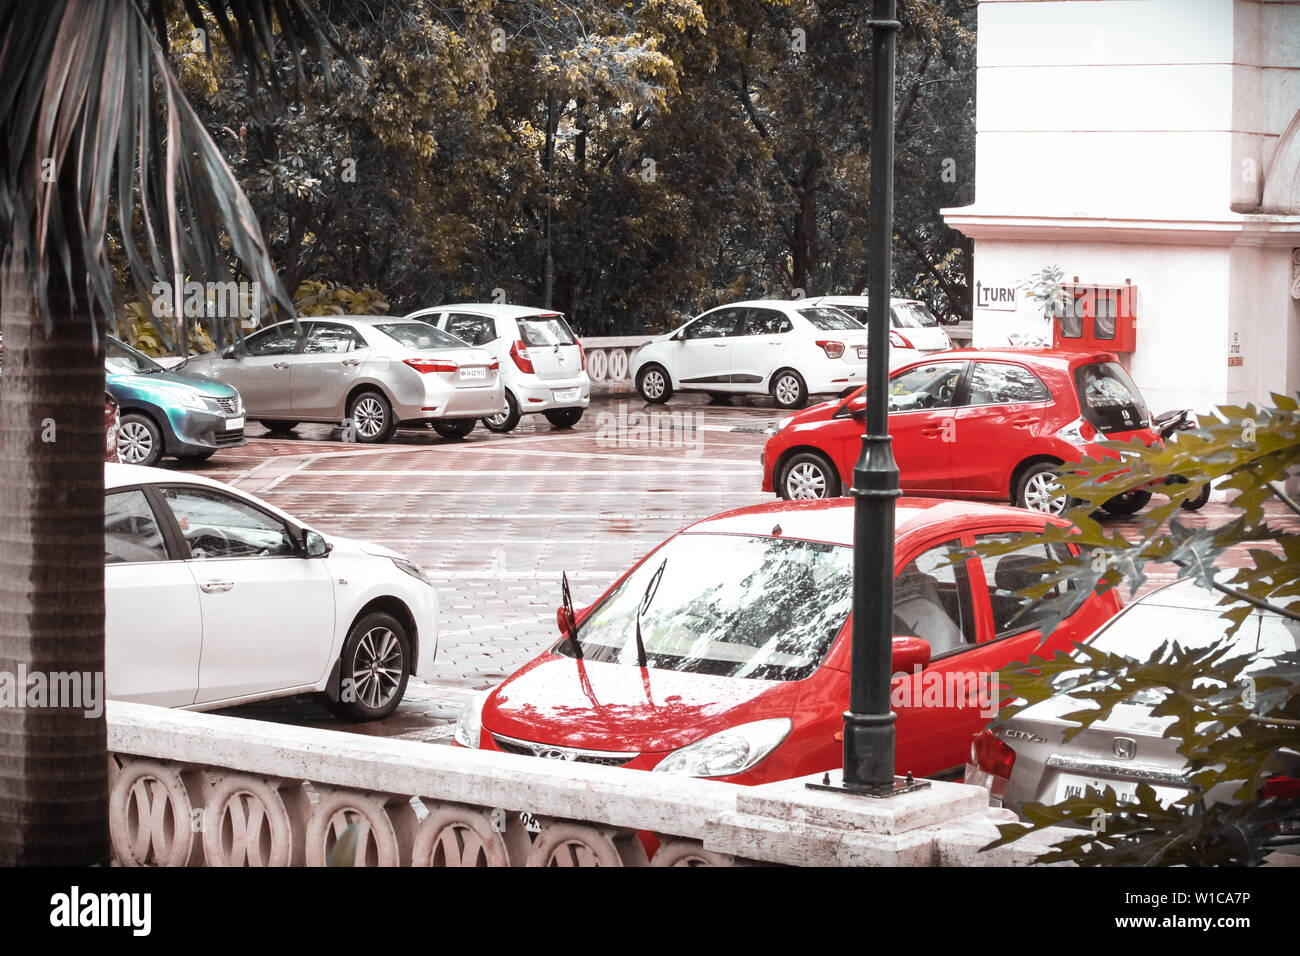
xmin=105 ymin=336 xmax=246 ymax=465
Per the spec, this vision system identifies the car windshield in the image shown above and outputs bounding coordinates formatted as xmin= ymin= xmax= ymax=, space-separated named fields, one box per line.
xmin=798 ymin=307 xmax=862 ymax=331
xmin=892 ymin=302 xmax=941 ymax=329
xmin=518 ymin=314 xmax=577 ymax=346
xmin=1074 ymin=361 xmax=1150 ymax=432
xmin=105 ymin=338 xmax=162 ymax=375
xmin=556 ymin=532 xmax=854 ymax=681
xmin=376 ymin=322 xmax=466 ymax=350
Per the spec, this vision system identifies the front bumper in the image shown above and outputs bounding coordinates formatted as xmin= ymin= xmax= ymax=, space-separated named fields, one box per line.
xmin=167 ymin=408 xmax=246 ymax=455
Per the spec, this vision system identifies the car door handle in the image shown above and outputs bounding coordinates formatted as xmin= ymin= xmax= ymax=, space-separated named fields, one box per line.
xmin=273 ymin=362 xmax=290 ymax=369
xmin=712 ymin=343 xmax=728 ymax=347
xmin=920 ymin=427 xmax=944 ymax=438
xmin=342 ymin=359 xmax=360 ymax=366
xmin=1011 ymin=416 xmax=1039 ymax=427
xmin=199 ymin=580 xmax=234 ymax=593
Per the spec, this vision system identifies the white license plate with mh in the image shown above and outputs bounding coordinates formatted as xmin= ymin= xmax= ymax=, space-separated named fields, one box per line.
xmin=460 ymin=367 xmax=487 ymax=381
xmin=225 ymin=417 xmax=244 ymax=431
xmin=1054 ymin=774 xmax=1186 ymax=807
xmin=856 ymin=346 xmax=869 ymax=359
xmin=552 ymin=388 xmax=580 ymax=402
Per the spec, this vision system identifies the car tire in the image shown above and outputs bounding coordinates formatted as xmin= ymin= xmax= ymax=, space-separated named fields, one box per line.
xmin=1102 ymin=489 xmax=1152 ymax=516
xmin=260 ymin=420 xmax=299 ymax=434
xmin=348 ymin=391 xmax=396 ymax=444
xmin=544 ymin=407 xmax=584 ymax=429
xmin=1180 ymin=481 xmax=1212 ymax=512
xmin=117 ymin=412 xmax=164 ymax=466
xmin=636 ymin=364 xmax=673 ymax=404
xmin=328 ymin=611 xmax=412 ymax=722
xmin=780 ymin=451 xmax=841 ymax=500
xmin=771 ymin=369 xmax=808 ymax=410
xmin=1015 ymin=462 xmax=1070 ymax=515
xmin=482 ymin=392 xmax=520 ymax=433
xmin=433 ymin=418 xmax=475 ymax=440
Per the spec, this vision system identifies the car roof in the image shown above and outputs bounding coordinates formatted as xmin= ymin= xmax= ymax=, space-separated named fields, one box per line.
xmin=679 ymin=496 xmax=1054 ymax=546
xmin=808 ymin=295 xmax=924 ymax=307
xmin=404 ymin=304 xmax=566 ymax=320
xmin=913 ymin=347 xmax=1118 ymax=370
xmin=106 ymin=461 xmax=230 ymax=492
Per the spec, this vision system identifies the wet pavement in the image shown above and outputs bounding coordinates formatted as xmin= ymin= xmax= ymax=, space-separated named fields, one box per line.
xmin=157 ymin=392 xmax=1299 ymax=744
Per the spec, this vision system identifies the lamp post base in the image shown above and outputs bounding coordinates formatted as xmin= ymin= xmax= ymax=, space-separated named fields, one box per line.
xmin=806 ymin=769 xmax=932 ymax=799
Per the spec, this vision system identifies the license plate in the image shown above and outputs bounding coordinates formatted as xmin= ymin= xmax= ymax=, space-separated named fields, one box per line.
xmin=225 ymin=417 xmax=244 ymax=430
xmin=460 ymin=367 xmax=487 ymax=381
xmin=856 ymin=346 xmax=869 ymax=359
xmin=1054 ymin=774 xmax=1185 ymax=807
xmin=553 ymin=388 xmax=580 ymax=402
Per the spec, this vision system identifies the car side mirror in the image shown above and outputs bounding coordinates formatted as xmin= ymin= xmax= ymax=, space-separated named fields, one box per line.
xmin=834 ymin=396 xmax=868 ymax=421
xmin=302 ymin=530 xmax=331 ymax=558
xmin=670 ymin=329 xmax=685 ymax=342
xmin=891 ymin=636 xmax=932 ymax=673
xmin=222 ymin=345 xmax=242 ymax=360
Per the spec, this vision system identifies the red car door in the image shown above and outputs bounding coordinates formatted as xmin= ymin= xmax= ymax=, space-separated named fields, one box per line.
xmin=948 ymin=361 xmax=1053 ymax=497
xmin=884 ymin=360 xmax=967 ymax=494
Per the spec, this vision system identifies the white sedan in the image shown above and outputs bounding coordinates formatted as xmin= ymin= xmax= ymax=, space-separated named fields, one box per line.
xmin=104 ymin=462 xmax=438 ymax=720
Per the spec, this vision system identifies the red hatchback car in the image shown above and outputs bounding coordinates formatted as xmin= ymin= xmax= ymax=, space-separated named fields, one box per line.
xmin=762 ymin=349 xmax=1163 ymax=514
xmin=454 ymin=498 xmax=1123 ymax=784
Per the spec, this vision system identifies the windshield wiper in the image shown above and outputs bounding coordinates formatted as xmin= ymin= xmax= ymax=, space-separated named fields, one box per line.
xmin=633 ymin=558 xmax=667 ymax=670
xmin=560 ymin=572 xmax=581 ymax=660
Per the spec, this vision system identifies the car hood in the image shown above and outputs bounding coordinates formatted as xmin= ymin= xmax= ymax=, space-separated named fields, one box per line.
xmin=326 ymin=534 xmax=403 ymax=561
xmin=106 ymin=368 xmax=239 ymax=399
xmin=483 ymin=655 xmax=800 ymax=754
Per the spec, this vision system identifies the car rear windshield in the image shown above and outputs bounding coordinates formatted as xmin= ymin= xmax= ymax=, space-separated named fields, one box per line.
xmin=518 ymin=314 xmax=577 ymax=346
xmin=376 ymin=322 xmax=467 ymax=350
xmin=1073 ymin=361 xmax=1150 ymax=433
xmin=798 ymin=307 xmax=863 ymax=331
xmin=555 ymin=532 xmax=853 ymax=681
xmin=892 ymin=302 xmax=941 ymax=329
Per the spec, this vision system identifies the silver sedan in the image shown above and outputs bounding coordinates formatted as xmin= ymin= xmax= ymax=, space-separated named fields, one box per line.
xmin=182 ymin=316 xmax=506 ymax=442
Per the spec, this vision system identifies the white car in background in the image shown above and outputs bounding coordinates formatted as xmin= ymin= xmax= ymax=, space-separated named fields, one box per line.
xmin=806 ymin=295 xmax=953 ymax=355
xmin=403 ymin=303 xmax=590 ymax=432
xmin=104 ymin=463 xmax=438 ymax=721
xmin=631 ymin=299 xmax=881 ymax=410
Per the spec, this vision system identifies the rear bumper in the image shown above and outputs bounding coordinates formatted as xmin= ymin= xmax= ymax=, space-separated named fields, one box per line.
xmin=509 ymin=371 xmax=591 ymax=412
xmin=392 ymin=378 xmax=506 ymax=421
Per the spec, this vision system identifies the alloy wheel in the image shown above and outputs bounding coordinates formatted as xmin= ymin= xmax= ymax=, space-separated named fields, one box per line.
xmin=642 ymin=369 xmax=665 ymax=400
xmin=785 ymin=462 xmax=828 ymax=499
xmin=349 ymin=627 xmax=403 ymax=710
xmin=1023 ymin=472 xmax=1067 ymax=514
xmin=353 ymin=397 xmax=385 ymax=439
xmin=774 ymin=374 xmax=800 ymax=406
xmin=118 ymin=421 xmax=154 ymax=464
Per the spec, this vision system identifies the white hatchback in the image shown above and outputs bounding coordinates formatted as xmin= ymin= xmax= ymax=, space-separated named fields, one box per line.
xmin=404 ymin=303 xmax=590 ymax=432
xmin=104 ymin=462 xmax=438 ymax=721
xmin=631 ymin=299 xmax=886 ymax=409
xmin=806 ymin=295 xmax=953 ymax=354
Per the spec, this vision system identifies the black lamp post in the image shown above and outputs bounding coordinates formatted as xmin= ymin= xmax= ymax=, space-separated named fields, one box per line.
xmin=810 ymin=0 xmax=928 ymax=798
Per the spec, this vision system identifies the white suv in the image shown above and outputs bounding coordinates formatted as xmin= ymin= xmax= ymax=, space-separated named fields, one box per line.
xmin=631 ymin=299 xmax=885 ymax=410
xmin=805 ymin=295 xmax=952 ymax=354
xmin=405 ymin=304 xmax=590 ymax=431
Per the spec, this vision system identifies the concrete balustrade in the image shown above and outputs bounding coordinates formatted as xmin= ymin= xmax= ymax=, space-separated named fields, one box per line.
xmin=578 ymin=336 xmax=652 ymax=390
xmin=105 ymin=700 xmax=1071 ymax=867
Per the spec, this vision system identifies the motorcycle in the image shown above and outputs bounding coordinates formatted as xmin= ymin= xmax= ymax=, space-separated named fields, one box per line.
xmin=1101 ymin=409 xmax=1211 ymax=515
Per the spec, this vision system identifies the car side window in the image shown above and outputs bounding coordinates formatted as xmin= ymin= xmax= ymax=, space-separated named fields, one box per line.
xmin=303 ymin=323 xmax=360 ymax=354
xmin=446 ymin=313 xmax=497 ymax=346
xmin=244 ymin=324 xmax=301 ymax=357
xmin=893 ymin=540 xmax=977 ymax=656
xmin=104 ymin=489 xmax=169 ymax=564
xmin=683 ymin=309 xmax=742 ymax=339
xmin=887 ymin=362 xmax=965 ymax=412
xmin=967 ymin=363 xmax=1050 ymax=406
xmin=741 ymin=309 xmax=792 ymax=336
xmin=160 ymin=487 xmax=299 ymax=560
xmin=974 ymin=535 xmax=1076 ymax=638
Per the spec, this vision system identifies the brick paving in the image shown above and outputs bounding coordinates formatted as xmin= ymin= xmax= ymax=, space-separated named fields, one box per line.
xmin=165 ymin=394 xmax=1298 ymax=743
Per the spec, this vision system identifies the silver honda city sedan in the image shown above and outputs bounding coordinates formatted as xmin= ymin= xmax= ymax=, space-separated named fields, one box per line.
xmin=182 ymin=316 xmax=505 ymax=442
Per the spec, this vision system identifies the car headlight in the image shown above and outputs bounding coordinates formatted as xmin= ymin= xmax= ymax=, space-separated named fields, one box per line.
xmin=157 ymin=386 xmax=208 ymax=410
xmin=453 ymin=691 xmax=490 ymax=748
xmin=653 ymin=718 xmax=792 ymax=778
xmin=392 ymin=556 xmax=435 ymax=587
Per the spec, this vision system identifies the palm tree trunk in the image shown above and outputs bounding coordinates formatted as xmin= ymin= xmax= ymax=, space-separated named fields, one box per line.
xmin=0 ymin=228 xmax=109 ymax=866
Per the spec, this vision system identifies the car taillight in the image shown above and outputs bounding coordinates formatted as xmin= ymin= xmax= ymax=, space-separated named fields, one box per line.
xmin=968 ymin=729 xmax=1016 ymax=799
xmin=816 ymin=340 xmax=844 ymax=359
xmin=404 ymin=358 xmax=457 ymax=374
xmin=510 ymin=340 xmax=534 ymax=374
xmin=577 ymin=341 xmax=586 ymax=371
xmin=889 ymin=330 xmax=913 ymax=349
xmin=1055 ymin=417 xmax=1097 ymax=446
xmin=489 ymin=360 xmax=500 ymax=371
